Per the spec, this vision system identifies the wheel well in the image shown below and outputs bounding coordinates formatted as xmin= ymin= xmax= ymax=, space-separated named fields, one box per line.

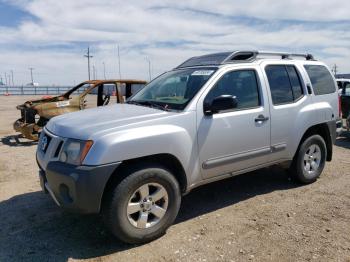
xmin=297 ymin=123 xmax=333 ymax=161
xmin=100 ymin=154 xmax=188 ymax=211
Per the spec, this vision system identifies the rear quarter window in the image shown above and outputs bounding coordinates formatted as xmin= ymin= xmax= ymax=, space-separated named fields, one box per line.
xmin=304 ymin=65 xmax=336 ymax=95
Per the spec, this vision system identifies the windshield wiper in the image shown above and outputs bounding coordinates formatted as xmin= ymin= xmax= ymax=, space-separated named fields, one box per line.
xmin=127 ymin=100 xmax=170 ymax=111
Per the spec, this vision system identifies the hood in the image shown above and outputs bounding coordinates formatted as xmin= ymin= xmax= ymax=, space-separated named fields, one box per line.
xmin=46 ymin=103 xmax=174 ymax=140
xmin=17 ymin=95 xmax=62 ymax=109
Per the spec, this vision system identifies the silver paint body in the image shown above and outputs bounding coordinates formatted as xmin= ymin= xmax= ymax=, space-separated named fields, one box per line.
xmin=37 ymin=59 xmax=339 ymax=192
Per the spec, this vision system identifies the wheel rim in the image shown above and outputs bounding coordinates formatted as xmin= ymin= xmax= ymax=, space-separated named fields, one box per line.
xmin=303 ymin=144 xmax=322 ymax=176
xmin=126 ymin=183 xmax=169 ymax=229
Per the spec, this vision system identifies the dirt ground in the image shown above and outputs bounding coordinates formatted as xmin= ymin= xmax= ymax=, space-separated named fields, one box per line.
xmin=0 ymin=95 xmax=350 ymax=262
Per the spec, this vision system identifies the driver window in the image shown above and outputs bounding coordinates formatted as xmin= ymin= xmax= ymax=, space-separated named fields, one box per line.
xmin=81 ymin=84 xmax=116 ymax=109
xmin=205 ymin=70 xmax=260 ymax=110
xmin=67 ymin=83 xmax=96 ymax=109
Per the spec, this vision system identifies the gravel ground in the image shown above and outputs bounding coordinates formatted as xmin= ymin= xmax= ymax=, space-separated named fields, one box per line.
xmin=0 ymin=95 xmax=350 ymax=262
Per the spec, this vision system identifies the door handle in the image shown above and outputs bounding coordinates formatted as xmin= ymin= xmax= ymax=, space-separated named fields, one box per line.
xmin=255 ymin=114 xmax=269 ymax=122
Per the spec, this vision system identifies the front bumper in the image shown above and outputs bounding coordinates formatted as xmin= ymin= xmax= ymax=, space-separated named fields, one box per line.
xmin=38 ymin=161 xmax=121 ymax=214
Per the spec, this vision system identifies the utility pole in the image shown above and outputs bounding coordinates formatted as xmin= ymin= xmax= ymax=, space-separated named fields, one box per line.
xmin=332 ymin=64 xmax=338 ymax=76
xmin=84 ymin=47 xmax=93 ymax=80
xmin=29 ymin=67 xmax=34 ymax=85
xmin=117 ymin=44 xmax=121 ymax=79
xmin=10 ymin=70 xmax=14 ymax=86
xmin=103 ymin=62 xmax=106 ymax=80
xmin=145 ymin=57 xmax=151 ymax=81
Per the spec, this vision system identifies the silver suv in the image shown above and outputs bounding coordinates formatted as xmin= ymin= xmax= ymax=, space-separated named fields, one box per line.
xmin=36 ymin=51 xmax=338 ymax=243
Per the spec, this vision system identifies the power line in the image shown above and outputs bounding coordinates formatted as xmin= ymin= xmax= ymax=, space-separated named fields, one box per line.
xmin=84 ymin=47 xmax=93 ymax=80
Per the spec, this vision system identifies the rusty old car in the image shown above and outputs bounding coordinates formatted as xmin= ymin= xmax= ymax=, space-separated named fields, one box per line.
xmin=13 ymin=79 xmax=147 ymax=140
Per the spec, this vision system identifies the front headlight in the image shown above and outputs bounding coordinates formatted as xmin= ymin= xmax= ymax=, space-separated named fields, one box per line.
xmin=59 ymin=139 xmax=93 ymax=165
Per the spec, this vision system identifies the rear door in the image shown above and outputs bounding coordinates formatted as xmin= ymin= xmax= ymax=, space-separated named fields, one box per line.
xmin=262 ymin=63 xmax=308 ymax=161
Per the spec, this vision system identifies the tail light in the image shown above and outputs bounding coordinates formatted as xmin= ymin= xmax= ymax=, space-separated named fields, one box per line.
xmin=338 ymin=94 xmax=342 ymax=118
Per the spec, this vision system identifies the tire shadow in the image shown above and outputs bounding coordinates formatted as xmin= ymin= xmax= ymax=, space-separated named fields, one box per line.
xmin=0 ymin=166 xmax=299 ymax=261
xmin=335 ymin=134 xmax=350 ymax=149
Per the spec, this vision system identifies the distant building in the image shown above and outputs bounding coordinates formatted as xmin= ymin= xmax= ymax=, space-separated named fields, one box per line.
xmin=336 ymin=74 xmax=350 ymax=79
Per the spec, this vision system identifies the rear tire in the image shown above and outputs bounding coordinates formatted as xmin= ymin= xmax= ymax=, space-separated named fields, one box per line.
xmin=103 ymin=163 xmax=181 ymax=244
xmin=290 ymin=135 xmax=327 ymax=184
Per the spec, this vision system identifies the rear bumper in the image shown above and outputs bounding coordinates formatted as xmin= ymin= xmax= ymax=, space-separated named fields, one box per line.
xmin=39 ymin=161 xmax=121 ymax=214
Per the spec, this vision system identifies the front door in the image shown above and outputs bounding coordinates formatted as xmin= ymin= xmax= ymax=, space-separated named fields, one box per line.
xmin=197 ymin=68 xmax=271 ymax=179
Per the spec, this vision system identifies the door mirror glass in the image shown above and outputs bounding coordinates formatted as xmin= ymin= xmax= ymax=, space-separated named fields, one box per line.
xmin=204 ymin=95 xmax=238 ymax=115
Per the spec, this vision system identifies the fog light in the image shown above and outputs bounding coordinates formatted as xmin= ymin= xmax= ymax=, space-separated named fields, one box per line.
xmin=59 ymin=184 xmax=72 ymax=204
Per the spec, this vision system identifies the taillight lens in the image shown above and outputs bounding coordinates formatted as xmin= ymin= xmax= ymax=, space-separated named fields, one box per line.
xmin=339 ymin=95 xmax=342 ymax=118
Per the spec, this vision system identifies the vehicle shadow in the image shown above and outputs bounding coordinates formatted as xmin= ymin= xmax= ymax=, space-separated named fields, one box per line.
xmin=0 ymin=134 xmax=37 ymax=147
xmin=335 ymin=134 xmax=350 ymax=149
xmin=0 ymin=167 xmax=298 ymax=261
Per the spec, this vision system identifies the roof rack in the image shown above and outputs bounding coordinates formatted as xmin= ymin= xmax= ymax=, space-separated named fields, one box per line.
xmin=252 ymin=51 xmax=314 ymax=61
xmin=175 ymin=50 xmax=315 ymax=68
xmin=223 ymin=51 xmax=315 ymax=63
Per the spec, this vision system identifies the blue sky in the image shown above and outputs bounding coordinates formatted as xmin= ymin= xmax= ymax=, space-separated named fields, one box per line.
xmin=0 ymin=0 xmax=350 ymax=85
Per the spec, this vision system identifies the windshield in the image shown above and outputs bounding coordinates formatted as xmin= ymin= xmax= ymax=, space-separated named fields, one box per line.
xmin=129 ymin=67 xmax=217 ymax=110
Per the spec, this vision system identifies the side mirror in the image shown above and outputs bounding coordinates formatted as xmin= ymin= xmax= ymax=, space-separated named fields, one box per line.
xmin=204 ymin=95 xmax=238 ymax=115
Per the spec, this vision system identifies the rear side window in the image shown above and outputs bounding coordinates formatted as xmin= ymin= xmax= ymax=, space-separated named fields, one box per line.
xmin=304 ymin=65 xmax=336 ymax=95
xmin=265 ymin=65 xmax=304 ymax=105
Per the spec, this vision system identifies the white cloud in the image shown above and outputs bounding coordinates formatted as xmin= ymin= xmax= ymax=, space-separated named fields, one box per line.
xmin=0 ymin=0 xmax=350 ymax=85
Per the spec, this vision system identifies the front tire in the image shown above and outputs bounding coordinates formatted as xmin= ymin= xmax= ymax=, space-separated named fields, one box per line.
xmin=103 ymin=163 xmax=181 ymax=244
xmin=290 ymin=134 xmax=327 ymax=184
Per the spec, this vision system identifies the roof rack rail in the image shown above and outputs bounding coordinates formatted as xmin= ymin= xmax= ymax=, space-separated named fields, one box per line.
xmin=222 ymin=51 xmax=315 ymax=64
xmin=175 ymin=50 xmax=316 ymax=69
xmin=254 ymin=51 xmax=315 ymax=61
